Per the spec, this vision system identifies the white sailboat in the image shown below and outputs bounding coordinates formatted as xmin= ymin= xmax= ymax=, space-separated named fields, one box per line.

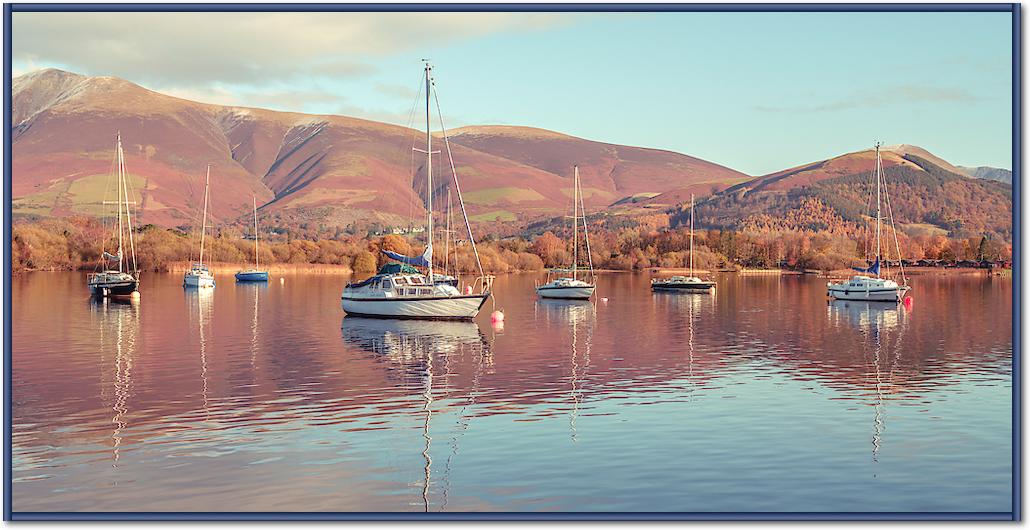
xmin=183 ymin=165 xmax=215 ymax=288
xmin=652 ymin=193 xmax=716 ymax=292
xmin=341 ymin=62 xmax=491 ymax=320
xmin=827 ymin=143 xmax=911 ymax=302
xmin=88 ymin=132 xmax=140 ymax=298
xmin=536 ymin=166 xmax=596 ymax=300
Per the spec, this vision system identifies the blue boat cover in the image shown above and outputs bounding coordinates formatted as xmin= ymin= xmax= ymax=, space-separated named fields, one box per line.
xmin=378 ymin=263 xmax=420 ymax=275
xmin=852 ymin=256 xmax=880 ymax=275
xmin=382 ymin=245 xmax=432 ymax=268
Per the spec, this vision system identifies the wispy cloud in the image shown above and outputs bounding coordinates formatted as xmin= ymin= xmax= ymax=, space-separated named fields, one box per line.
xmin=12 ymin=12 xmax=569 ymax=87
xmin=375 ymin=83 xmax=419 ymax=100
xmin=754 ymin=85 xmax=986 ymax=113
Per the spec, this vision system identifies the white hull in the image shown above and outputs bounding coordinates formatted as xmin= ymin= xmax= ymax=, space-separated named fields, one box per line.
xmin=184 ymin=274 xmax=215 ymax=288
xmin=537 ymin=285 xmax=595 ymax=300
xmin=827 ymin=285 xmax=908 ymax=302
xmin=341 ymin=294 xmax=487 ymax=320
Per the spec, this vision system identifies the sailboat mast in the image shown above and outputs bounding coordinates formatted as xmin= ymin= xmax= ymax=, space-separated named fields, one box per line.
xmin=253 ymin=196 xmax=259 ymax=269
xmin=425 ymin=62 xmax=434 ymax=283
xmin=116 ymin=133 xmax=124 ymax=273
xmin=572 ymin=166 xmax=579 ymax=281
xmin=199 ymin=165 xmax=210 ymax=266
xmin=689 ymin=194 xmax=695 ymax=277
xmin=875 ymin=143 xmax=882 ymax=278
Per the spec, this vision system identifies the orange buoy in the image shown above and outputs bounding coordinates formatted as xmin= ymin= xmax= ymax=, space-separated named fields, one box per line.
xmin=490 ymin=310 xmax=505 ymax=323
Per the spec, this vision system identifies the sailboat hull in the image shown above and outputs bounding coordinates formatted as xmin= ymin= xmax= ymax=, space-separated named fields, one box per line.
xmin=651 ymin=282 xmax=715 ymax=292
xmin=88 ymin=278 xmax=139 ymax=298
xmin=183 ymin=274 xmax=215 ymax=288
xmin=827 ymin=284 xmax=909 ymax=302
xmin=536 ymin=285 xmax=595 ymax=300
xmin=341 ymin=294 xmax=489 ymax=320
xmin=235 ymin=271 xmax=269 ymax=282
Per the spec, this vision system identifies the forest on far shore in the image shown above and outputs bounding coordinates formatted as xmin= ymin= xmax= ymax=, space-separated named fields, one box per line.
xmin=12 ymin=213 xmax=1011 ymax=276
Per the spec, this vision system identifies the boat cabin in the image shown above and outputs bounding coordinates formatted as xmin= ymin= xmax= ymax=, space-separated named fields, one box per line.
xmin=345 ymin=263 xmax=461 ymax=299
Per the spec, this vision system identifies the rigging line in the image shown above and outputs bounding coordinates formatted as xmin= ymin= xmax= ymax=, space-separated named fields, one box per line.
xmin=431 ymin=80 xmax=485 ymax=281
xmin=865 ymin=156 xmax=876 ymax=259
xmin=406 ymin=73 xmax=425 ymax=233
xmin=578 ymin=175 xmax=596 ymax=284
xmin=98 ymin=140 xmax=120 ymax=272
xmin=121 ymin=140 xmax=139 ymax=275
xmin=881 ymin=166 xmax=908 ymax=285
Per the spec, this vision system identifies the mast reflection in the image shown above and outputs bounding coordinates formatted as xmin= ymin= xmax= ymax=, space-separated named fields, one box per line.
xmin=341 ymin=317 xmax=489 ymax=511
xmin=185 ymin=288 xmax=214 ymax=421
xmin=536 ymin=299 xmax=595 ymax=442
xmin=89 ymin=296 xmax=140 ymax=467
xmin=827 ymin=299 xmax=909 ymax=466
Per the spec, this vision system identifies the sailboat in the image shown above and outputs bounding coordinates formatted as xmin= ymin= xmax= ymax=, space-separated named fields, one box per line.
xmin=651 ymin=194 xmax=716 ymax=292
xmin=183 ymin=165 xmax=215 ymax=288
xmin=827 ymin=143 xmax=911 ymax=302
xmin=88 ymin=133 xmax=141 ymax=298
xmin=236 ymin=196 xmax=269 ymax=282
xmin=340 ymin=61 xmax=491 ymax=320
xmin=536 ymin=166 xmax=596 ymax=300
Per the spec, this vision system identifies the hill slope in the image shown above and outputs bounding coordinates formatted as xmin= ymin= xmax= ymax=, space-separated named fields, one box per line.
xmin=684 ymin=146 xmax=1012 ymax=241
xmin=12 ymin=69 xmax=750 ymax=229
xmin=958 ymin=165 xmax=1013 ymax=184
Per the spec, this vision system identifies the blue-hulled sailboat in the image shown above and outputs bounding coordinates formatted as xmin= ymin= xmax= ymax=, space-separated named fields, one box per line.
xmin=236 ymin=196 xmax=269 ymax=282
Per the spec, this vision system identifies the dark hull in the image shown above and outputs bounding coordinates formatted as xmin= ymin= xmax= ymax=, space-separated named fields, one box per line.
xmin=651 ymin=283 xmax=715 ymax=292
xmin=235 ymin=271 xmax=269 ymax=282
xmin=89 ymin=280 xmax=139 ymax=298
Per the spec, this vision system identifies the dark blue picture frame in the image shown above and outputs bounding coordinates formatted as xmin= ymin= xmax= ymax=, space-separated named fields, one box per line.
xmin=3 ymin=2 xmax=1021 ymax=521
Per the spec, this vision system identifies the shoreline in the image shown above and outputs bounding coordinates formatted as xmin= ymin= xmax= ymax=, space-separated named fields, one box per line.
xmin=165 ymin=262 xmax=354 ymax=275
xmin=16 ymin=265 xmax=1009 ymax=277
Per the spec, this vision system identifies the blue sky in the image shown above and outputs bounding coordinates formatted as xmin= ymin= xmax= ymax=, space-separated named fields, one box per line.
xmin=13 ymin=11 xmax=1013 ymax=175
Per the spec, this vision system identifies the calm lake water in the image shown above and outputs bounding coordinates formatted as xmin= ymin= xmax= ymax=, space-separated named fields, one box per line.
xmin=11 ymin=271 xmax=1013 ymax=513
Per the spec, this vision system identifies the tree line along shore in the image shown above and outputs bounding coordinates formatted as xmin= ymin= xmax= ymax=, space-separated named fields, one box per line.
xmin=11 ymin=216 xmax=1012 ymax=275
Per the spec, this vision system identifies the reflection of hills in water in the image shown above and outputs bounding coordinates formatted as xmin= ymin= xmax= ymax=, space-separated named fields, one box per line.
xmin=89 ymin=297 xmax=140 ymax=466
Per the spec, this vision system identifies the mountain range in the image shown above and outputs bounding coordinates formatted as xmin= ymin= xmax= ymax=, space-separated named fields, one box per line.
xmin=11 ymin=68 xmax=1012 ymax=240
xmin=12 ymin=68 xmax=748 ymax=228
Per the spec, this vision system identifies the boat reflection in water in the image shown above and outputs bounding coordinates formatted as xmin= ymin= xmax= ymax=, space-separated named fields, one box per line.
xmin=341 ymin=317 xmax=490 ymax=512
xmin=184 ymin=287 xmax=215 ymax=420
xmin=653 ymin=288 xmax=713 ymax=395
xmin=535 ymin=299 xmax=595 ymax=441
xmin=88 ymin=296 xmax=140 ymax=467
xmin=827 ymin=299 xmax=909 ymax=465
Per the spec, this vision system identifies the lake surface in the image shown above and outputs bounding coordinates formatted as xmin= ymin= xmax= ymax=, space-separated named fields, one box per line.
xmin=11 ymin=271 xmax=1013 ymax=514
